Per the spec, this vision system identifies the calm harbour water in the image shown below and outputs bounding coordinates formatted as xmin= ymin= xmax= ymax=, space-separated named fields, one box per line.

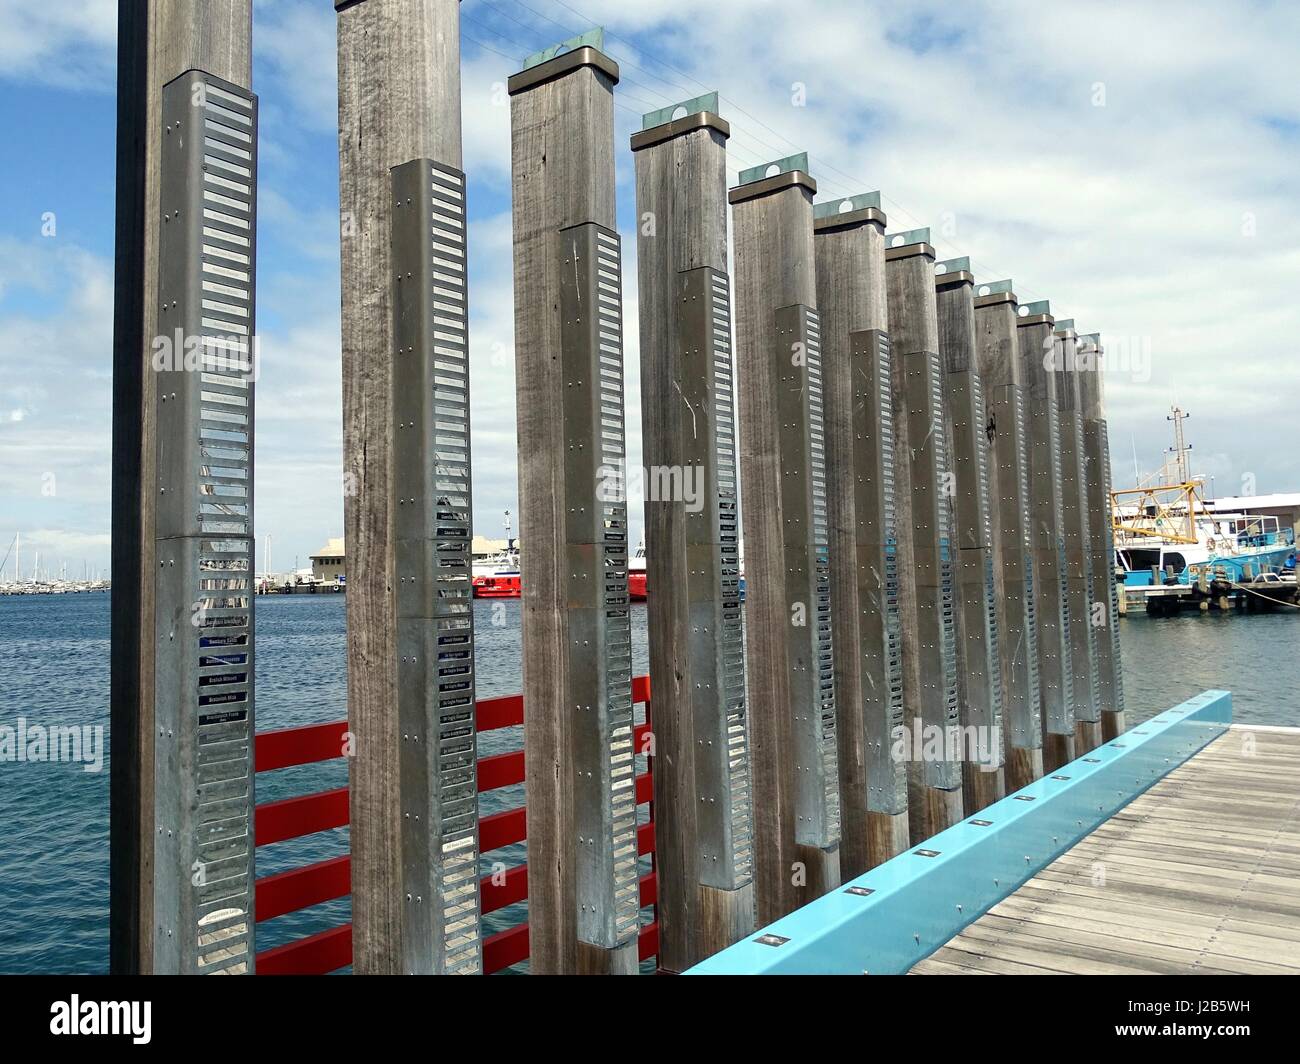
xmin=0 ymin=590 xmax=1294 ymax=973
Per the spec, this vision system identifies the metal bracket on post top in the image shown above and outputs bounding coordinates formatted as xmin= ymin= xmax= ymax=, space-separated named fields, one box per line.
xmin=631 ymin=91 xmax=730 ymax=150
xmin=737 ymin=151 xmax=808 ymax=185
xmin=641 ymin=90 xmax=718 ymax=129
xmin=1017 ymin=299 xmax=1053 ymax=325
xmin=509 ymin=28 xmax=619 ymax=94
xmin=973 ymin=278 xmax=1015 ymax=307
xmin=812 ymin=191 xmax=886 ymax=232
xmin=884 ymin=227 xmax=933 ymax=260
xmin=934 ymin=256 xmax=973 ymax=287
xmin=729 ymin=153 xmax=816 ymax=204
xmin=523 ymin=26 xmax=605 ymax=68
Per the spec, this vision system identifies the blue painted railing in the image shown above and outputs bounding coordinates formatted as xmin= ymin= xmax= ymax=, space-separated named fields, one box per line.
xmin=688 ymin=690 xmax=1232 ymax=974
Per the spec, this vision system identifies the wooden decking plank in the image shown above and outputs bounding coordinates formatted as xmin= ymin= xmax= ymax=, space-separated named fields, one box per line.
xmin=942 ymin=925 xmax=1229 ymax=975
xmin=961 ymin=913 xmax=1290 ymax=974
xmin=912 ymin=730 xmax=1300 ymax=975
xmin=988 ymin=896 xmax=1214 ymax=949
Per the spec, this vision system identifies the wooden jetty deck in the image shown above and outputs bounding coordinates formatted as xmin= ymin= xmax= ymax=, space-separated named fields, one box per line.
xmin=911 ymin=725 xmax=1300 ymax=975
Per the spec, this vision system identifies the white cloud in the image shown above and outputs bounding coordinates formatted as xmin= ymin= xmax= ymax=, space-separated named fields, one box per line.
xmin=0 ymin=0 xmax=115 ymax=89
xmin=3 ymin=0 xmax=1298 ymax=577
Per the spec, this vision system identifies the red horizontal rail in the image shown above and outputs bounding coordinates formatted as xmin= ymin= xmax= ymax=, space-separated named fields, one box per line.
xmin=483 ymin=924 xmax=529 ymax=974
xmin=255 ymin=917 xmax=658 ymax=976
xmin=477 ymin=723 xmax=651 ymax=793
xmin=251 ymin=674 xmax=656 ymax=974
xmin=252 ymin=676 xmax=651 ymax=771
xmin=256 ymin=855 xmax=349 ymax=923
xmin=638 ymin=922 xmax=658 ymax=963
xmin=476 ymin=693 xmax=524 ymax=732
xmin=479 ymin=807 xmax=525 ymax=853
xmin=476 ymin=773 xmax=652 ymax=854
xmin=480 ymin=863 xmax=527 ymax=915
xmin=255 ymin=720 xmax=349 ymax=773
xmin=637 ymin=819 xmax=654 ymax=856
xmin=255 ymin=787 xmax=348 ymax=847
xmin=253 ymin=773 xmax=650 ymax=850
xmin=476 ymin=749 xmax=523 ymax=793
xmin=257 ymin=923 xmax=352 ymax=976
xmin=255 ymin=854 xmax=657 ymax=926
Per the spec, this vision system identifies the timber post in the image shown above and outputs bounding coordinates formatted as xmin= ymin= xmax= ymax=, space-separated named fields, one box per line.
xmin=885 ymin=229 xmax=964 ymax=841
xmin=1053 ymin=319 xmax=1103 ymax=754
xmin=935 ymin=259 xmax=1006 ymax=811
xmin=972 ymin=280 xmax=1044 ymax=792
xmin=731 ymin=153 xmax=841 ymax=920
xmin=1078 ymin=333 xmax=1128 ymax=740
xmin=508 ymin=29 xmax=638 ymax=975
xmin=631 ymin=93 xmax=754 ymax=969
xmin=813 ymin=193 xmax=910 ymax=871
xmin=112 ymin=0 xmax=256 ymax=975
xmin=336 ymin=0 xmax=482 ymax=973
xmin=1017 ymin=300 xmax=1076 ymax=772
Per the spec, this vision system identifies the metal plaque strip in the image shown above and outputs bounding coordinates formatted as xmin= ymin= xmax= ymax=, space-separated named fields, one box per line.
xmin=1085 ymin=418 xmax=1126 ymax=716
xmin=391 ymin=158 xmax=482 ymax=974
xmin=676 ymin=266 xmax=753 ymax=890
xmin=947 ymin=368 xmax=1005 ymax=751
xmin=1021 ymin=323 xmax=1074 ymax=736
xmin=154 ymin=69 xmax=258 ymax=975
xmin=559 ymin=222 xmax=639 ymax=948
xmin=774 ymin=304 xmax=841 ymax=848
xmin=1058 ymin=399 xmax=1102 ymax=725
xmin=901 ymin=345 xmax=962 ymax=790
xmin=848 ymin=329 xmax=907 ymax=814
xmin=985 ymin=381 xmax=1043 ymax=750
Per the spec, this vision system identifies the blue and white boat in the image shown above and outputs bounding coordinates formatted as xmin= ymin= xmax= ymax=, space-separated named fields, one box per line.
xmin=1116 ymin=509 xmax=1296 ymax=590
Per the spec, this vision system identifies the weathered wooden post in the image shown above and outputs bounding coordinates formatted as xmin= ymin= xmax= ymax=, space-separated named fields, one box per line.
xmin=973 ymin=280 xmax=1043 ymax=791
xmin=336 ymin=0 xmax=482 ymax=974
xmin=813 ymin=193 xmax=909 ymax=871
xmin=1053 ymin=320 xmax=1103 ymax=754
xmin=934 ymin=259 xmax=1006 ymax=811
xmin=631 ymin=93 xmax=753 ymax=970
xmin=1016 ymin=300 xmax=1076 ymax=771
xmin=1078 ymin=333 xmax=1127 ymax=740
xmin=884 ymin=229 xmax=964 ymax=840
xmin=731 ymin=153 xmax=840 ymax=919
xmin=509 ymin=30 xmax=638 ymax=974
xmin=112 ymin=0 xmax=256 ymax=975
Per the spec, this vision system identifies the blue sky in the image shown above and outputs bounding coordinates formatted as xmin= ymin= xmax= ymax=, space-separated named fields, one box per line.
xmin=1 ymin=0 xmax=1298 ymax=579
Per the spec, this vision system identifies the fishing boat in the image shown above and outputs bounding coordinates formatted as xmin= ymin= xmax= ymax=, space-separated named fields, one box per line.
xmin=1112 ymin=407 xmax=1296 ymax=610
xmin=471 ymin=511 xmax=522 ymax=598
xmin=471 ymin=547 xmax=521 ymax=598
xmin=1115 ymin=506 xmax=1295 ymax=586
xmin=628 ymin=541 xmax=647 ymax=600
xmin=624 ymin=538 xmax=746 ymax=601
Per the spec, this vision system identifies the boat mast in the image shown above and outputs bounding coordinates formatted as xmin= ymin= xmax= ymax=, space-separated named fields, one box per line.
xmin=1165 ymin=406 xmax=1192 ymax=485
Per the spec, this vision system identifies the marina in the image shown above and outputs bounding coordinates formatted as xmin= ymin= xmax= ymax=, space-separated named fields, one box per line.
xmin=2 ymin=0 xmax=1296 ymax=999
xmin=93 ymin=5 xmax=1300 ymax=978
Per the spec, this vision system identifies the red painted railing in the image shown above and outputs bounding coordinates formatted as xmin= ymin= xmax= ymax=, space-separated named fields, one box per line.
xmin=252 ymin=675 xmax=655 ymax=974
